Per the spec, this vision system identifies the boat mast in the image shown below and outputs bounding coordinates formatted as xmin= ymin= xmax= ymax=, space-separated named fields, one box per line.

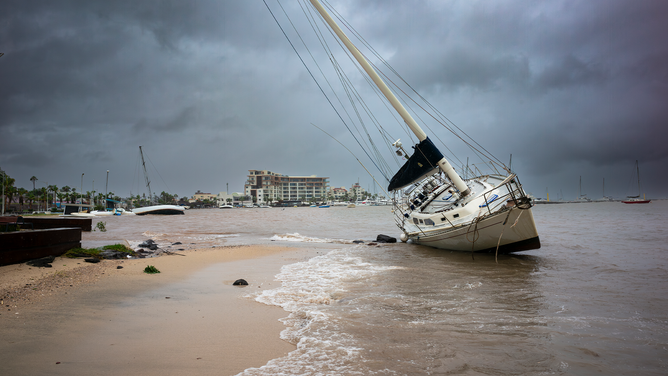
xmin=309 ymin=0 xmax=470 ymax=197
xmin=139 ymin=146 xmax=153 ymax=205
xmin=635 ymin=160 xmax=641 ymax=195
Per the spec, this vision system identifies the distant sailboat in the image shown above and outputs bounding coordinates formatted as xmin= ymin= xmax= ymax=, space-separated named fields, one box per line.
xmin=575 ymin=176 xmax=591 ymax=202
xmin=622 ymin=160 xmax=650 ymax=204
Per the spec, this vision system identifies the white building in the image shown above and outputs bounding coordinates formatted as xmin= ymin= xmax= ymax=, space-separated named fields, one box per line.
xmin=244 ymin=170 xmax=329 ymax=204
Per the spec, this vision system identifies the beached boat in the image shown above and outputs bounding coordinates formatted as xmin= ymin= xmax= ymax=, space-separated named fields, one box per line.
xmin=275 ymin=0 xmax=540 ymax=253
xmin=622 ymin=160 xmax=650 ymax=204
xmin=219 ymin=204 xmax=234 ymax=209
xmin=132 ymin=146 xmax=185 ymax=215
xmin=133 ymin=204 xmax=185 ymax=215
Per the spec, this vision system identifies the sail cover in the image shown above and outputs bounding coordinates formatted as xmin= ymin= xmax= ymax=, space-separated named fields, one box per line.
xmin=388 ymin=137 xmax=444 ymax=191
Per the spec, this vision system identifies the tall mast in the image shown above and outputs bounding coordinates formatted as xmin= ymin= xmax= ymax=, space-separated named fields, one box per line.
xmin=139 ymin=146 xmax=153 ymax=204
xmin=635 ymin=160 xmax=641 ymax=193
xmin=309 ymin=0 xmax=470 ymax=197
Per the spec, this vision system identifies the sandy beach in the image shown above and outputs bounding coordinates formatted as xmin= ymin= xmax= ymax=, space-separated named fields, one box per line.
xmin=0 ymin=245 xmax=312 ymax=376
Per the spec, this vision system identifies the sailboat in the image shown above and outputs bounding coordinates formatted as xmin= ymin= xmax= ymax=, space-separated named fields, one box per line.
xmin=575 ymin=176 xmax=591 ymax=202
xmin=622 ymin=160 xmax=650 ymax=204
xmin=276 ymin=0 xmax=540 ymax=253
xmin=132 ymin=146 xmax=185 ymax=215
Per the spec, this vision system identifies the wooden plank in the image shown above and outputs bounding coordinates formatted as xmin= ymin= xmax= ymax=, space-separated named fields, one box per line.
xmin=0 ymin=228 xmax=82 ymax=266
xmin=21 ymin=217 xmax=92 ymax=231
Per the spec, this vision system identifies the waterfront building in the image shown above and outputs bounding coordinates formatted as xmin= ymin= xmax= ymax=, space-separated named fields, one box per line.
xmin=350 ymin=182 xmax=367 ymax=201
xmin=329 ymin=187 xmax=349 ymax=201
xmin=217 ymin=192 xmax=245 ymax=207
xmin=190 ymin=190 xmax=217 ymax=203
xmin=245 ymin=170 xmax=329 ymax=204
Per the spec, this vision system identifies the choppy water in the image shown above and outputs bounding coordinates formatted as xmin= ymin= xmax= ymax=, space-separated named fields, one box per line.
xmin=85 ymin=202 xmax=668 ymax=375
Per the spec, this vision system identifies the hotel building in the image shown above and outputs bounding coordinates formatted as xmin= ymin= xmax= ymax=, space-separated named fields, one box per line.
xmin=244 ymin=170 xmax=329 ymax=204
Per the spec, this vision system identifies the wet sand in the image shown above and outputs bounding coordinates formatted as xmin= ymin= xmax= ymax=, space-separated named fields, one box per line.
xmin=0 ymin=245 xmax=310 ymax=376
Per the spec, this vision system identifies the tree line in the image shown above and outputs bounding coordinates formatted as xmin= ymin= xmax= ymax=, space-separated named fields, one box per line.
xmin=0 ymin=172 xmax=181 ymax=213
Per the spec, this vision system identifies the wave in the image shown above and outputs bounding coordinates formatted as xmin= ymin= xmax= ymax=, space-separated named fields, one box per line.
xmin=239 ymin=247 xmax=399 ymax=375
xmin=270 ymin=232 xmax=353 ymax=244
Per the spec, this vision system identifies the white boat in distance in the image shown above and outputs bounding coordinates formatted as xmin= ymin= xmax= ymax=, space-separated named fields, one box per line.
xmin=133 ymin=204 xmax=185 ymax=215
xmin=132 ymin=146 xmax=185 ymax=216
xmin=277 ymin=1 xmax=540 ymax=253
xmin=622 ymin=160 xmax=651 ymax=204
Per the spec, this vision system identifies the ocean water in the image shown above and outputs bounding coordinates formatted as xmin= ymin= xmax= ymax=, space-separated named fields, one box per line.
xmin=85 ymin=202 xmax=668 ymax=375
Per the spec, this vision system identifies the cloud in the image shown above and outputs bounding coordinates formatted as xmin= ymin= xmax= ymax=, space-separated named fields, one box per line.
xmin=0 ymin=0 xmax=666 ymax=199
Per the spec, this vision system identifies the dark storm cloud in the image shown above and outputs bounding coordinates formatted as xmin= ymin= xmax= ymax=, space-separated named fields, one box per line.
xmin=1 ymin=0 xmax=667 ymax=199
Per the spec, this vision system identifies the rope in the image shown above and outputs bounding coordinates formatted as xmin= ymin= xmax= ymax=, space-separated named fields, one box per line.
xmin=494 ymin=209 xmax=514 ymax=263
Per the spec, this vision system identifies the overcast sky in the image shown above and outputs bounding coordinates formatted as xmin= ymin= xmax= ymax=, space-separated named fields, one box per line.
xmin=1 ymin=0 xmax=666 ymax=200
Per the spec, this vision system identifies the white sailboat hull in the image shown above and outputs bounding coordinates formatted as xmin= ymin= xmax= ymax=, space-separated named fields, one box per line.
xmin=132 ymin=205 xmax=185 ymax=216
xmin=406 ymin=207 xmax=540 ymax=253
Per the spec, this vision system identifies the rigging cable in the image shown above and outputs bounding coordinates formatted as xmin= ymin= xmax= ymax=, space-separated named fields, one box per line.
xmin=264 ymin=0 xmax=389 ymax=182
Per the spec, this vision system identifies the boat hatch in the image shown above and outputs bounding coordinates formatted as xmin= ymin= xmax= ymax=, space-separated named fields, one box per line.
xmin=479 ymin=194 xmax=499 ymax=208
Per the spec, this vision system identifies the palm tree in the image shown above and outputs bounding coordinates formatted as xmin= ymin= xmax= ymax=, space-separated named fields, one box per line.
xmin=17 ymin=187 xmax=27 ymax=212
xmin=47 ymin=185 xmax=58 ymax=208
xmin=2 ymin=174 xmax=16 ymax=210
xmin=26 ymin=191 xmax=36 ymax=211
xmin=39 ymin=187 xmax=48 ymax=211
xmin=30 ymin=176 xmax=37 ymax=192
xmin=57 ymin=192 xmax=66 ymax=207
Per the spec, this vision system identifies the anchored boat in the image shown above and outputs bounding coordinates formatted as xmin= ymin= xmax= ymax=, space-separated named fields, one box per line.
xmin=622 ymin=160 xmax=650 ymax=204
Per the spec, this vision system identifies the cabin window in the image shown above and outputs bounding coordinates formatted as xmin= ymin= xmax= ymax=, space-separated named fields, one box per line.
xmin=419 ymin=219 xmax=424 ymax=224
xmin=453 ymin=214 xmax=459 ymax=218
xmin=425 ymin=219 xmax=434 ymax=225
xmin=413 ymin=218 xmax=419 ymax=224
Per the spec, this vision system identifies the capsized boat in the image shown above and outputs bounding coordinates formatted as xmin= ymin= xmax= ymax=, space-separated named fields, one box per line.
xmin=133 ymin=204 xmax=185 ymax=215
xmin=279 ymin=1 xmax=540 ymax=253
xmin=132 ymin=146 xmax=185 ymax=215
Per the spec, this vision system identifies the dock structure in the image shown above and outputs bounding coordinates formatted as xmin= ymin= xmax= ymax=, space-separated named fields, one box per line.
xmin=0 ymin=227 xmax=82 ymax=266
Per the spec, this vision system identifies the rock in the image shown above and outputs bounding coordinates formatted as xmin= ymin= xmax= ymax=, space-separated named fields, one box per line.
xmin=376 ymin=234 xmax=397 ymax=243
xmin=117 ymin=266 xmax=124 ymax=269
xmin=84 ymin=258 xmax=100 ymax=263
xmin=352 ymin=240 xmax=364 ymax=244
xmin=172 ymin=242 xmax=182 ymax=245
xmin=26 ymin=256 xmax=55 ymax=268
xmin=233 ymin=279 xmax=248 ymax=286
xmin=100 ymin=250 xmax=129 ymax=259
xmin=139 ymin=239 xmax=159 ymax=250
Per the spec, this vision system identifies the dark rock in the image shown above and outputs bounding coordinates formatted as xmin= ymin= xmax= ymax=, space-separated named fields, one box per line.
xmin=352 ymin=240 xmax=364 ymax=244
xmin=26 ymin=256 xmax=55 ymax=268
xmin=368 ymin=242 xmax=378 ymax=246
xmin=84 ymin=258 xmax=100 ymax=263
xmin=233 ymin=279 xmax=248 ymax=286
xmin=117 ymin=266 xmax=124 ymax=269
xmin=172 ymin=242 xmax=182 ymax=245
xmin=100 ymin=250 xmax=129 ymax=259
xmin=376 ymin=234 xmax=397 ymax=243
xmin=138 ymin=239 xmax=154 ymax=247
xmin=139 ymin=239 xmax=159 ymax=250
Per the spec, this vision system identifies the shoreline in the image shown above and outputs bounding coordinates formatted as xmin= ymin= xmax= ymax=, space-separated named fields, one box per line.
xmin=0 ymin=245 xmax=312 ymax=376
